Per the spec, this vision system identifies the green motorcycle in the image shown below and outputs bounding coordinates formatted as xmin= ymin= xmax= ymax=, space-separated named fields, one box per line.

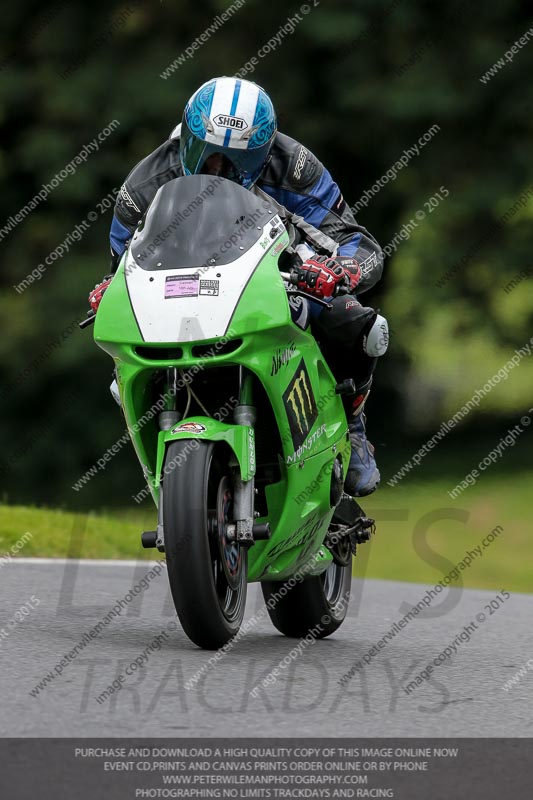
xmin=82 ymin=175 xmax=375 ymax=650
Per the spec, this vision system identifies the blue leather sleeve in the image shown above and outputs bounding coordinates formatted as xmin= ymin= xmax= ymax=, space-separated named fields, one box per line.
xmin=110 ymin=214 xmax=133 ymax=257
xmin=337 ymin=233 xmax=362 ymax=258
xmin=261 ymin=168 xmax=337 ymax=227
xmin=261 ymin=168 xmax=363 ymax=257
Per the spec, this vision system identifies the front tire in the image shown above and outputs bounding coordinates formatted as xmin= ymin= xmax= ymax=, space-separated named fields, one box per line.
xmin=261 ymin=557 xmax=351 ymax=639
xmin=163 ymin=440 xmax=247 ymax=649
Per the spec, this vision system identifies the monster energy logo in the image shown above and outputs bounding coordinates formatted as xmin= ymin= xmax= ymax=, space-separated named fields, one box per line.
xmin=282 ymin=359 xmax=318 ymax=450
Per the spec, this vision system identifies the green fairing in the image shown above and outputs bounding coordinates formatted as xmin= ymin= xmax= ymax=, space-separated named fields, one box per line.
xmin=93 ymin=225 xmax=350 ymax=583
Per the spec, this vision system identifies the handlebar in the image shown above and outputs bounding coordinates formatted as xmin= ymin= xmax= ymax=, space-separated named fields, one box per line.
xmin=79 ymin=269 xmax=343 ymax=329
xmin=279 ymin=270 xmax=346 ymax=306
xmin=79 ymin=311 xmax=96 ymax=329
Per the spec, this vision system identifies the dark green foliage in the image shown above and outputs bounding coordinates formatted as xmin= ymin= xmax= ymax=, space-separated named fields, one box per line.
xmin=1 ymin=0 xmax=530 ymax=507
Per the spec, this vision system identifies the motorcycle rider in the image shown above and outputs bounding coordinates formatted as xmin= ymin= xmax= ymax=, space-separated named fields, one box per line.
xmin=90 ymin=77 xmax=388 ymax=497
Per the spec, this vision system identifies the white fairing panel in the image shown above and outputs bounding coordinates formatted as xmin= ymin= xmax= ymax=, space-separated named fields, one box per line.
xmin=125 ymin=216 xmax=285 ymax=343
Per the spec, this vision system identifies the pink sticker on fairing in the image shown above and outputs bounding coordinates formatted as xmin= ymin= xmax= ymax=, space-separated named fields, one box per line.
xmin=165 ymin=274 xmax=199 ymax=298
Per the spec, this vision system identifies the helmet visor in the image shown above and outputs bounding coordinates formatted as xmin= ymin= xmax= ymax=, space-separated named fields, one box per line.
xmin=180 ymin=118 xmax=271 ymax=188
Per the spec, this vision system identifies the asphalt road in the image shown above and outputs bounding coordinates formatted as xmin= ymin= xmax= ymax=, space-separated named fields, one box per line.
xmin=1 ymin=559 xmax=531 ymax=737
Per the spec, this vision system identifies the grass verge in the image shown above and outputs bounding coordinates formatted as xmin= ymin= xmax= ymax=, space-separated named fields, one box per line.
xmin=0 ymin=472 xmax=530 ymax=593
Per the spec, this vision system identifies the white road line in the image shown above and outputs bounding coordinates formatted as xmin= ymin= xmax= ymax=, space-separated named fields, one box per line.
xmin=2 ymin=558 xmax=166 ymax=567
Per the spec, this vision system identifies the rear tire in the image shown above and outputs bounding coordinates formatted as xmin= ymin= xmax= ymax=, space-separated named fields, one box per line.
xmin=163 ymin=440 xmax=247 ymax=649
xmin=261 ymin=557 xmax=351 ymax=639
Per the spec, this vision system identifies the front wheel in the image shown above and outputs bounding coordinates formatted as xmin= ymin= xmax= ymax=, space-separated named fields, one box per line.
xmin=261 ymin=557 xmax=351 ymax=639
xmin=163 ymin=440 xmax=247 ymax=649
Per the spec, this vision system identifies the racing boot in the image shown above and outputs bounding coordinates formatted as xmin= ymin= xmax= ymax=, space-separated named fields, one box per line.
xmin=344 ymin=385 xmax=380 ymax=497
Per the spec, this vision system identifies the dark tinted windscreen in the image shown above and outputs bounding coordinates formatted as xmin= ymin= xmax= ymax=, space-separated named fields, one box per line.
xmin=131 ymin=175 xmax=277 ymax=270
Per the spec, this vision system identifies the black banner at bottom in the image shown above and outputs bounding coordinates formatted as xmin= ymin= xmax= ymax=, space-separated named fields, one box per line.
xmin=1 ymin=738 xmax=531 ymax=799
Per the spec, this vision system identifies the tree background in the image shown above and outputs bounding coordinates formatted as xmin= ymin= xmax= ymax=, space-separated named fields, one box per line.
xmin=0 ymin=0 xmax=531 ymax=510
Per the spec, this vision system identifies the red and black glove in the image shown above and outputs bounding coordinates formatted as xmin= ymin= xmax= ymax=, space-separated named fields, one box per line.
xmin=290 ymin=255 xmax=361 ymax=299
xmin=88 ymin=275 xmax=113 ymax=313
xmin=336 ymin=256 xmax=362 ymax=293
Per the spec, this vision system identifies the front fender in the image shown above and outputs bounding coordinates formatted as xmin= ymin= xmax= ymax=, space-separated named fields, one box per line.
xmin=155 ymin=416 xmax=255 ymax=490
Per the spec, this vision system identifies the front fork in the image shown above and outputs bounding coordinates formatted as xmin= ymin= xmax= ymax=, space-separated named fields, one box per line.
xmin=152 ymin=368 xmax=269 ymax=552
xmin=155 ymin=367 xmax=181 ymax=550
xmin=229 ymin=369 xmax=260 ymax=547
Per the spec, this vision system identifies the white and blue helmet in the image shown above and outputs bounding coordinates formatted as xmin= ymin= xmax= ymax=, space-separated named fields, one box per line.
xmin=180 ymin=77 xmax=277 ymax=189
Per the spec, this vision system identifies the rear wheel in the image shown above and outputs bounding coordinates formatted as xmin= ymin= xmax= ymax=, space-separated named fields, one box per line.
xmin=261 ymin=555 xmax=351 ymax=639
xmin=163 ymin=440 xmax=247 ymax=649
